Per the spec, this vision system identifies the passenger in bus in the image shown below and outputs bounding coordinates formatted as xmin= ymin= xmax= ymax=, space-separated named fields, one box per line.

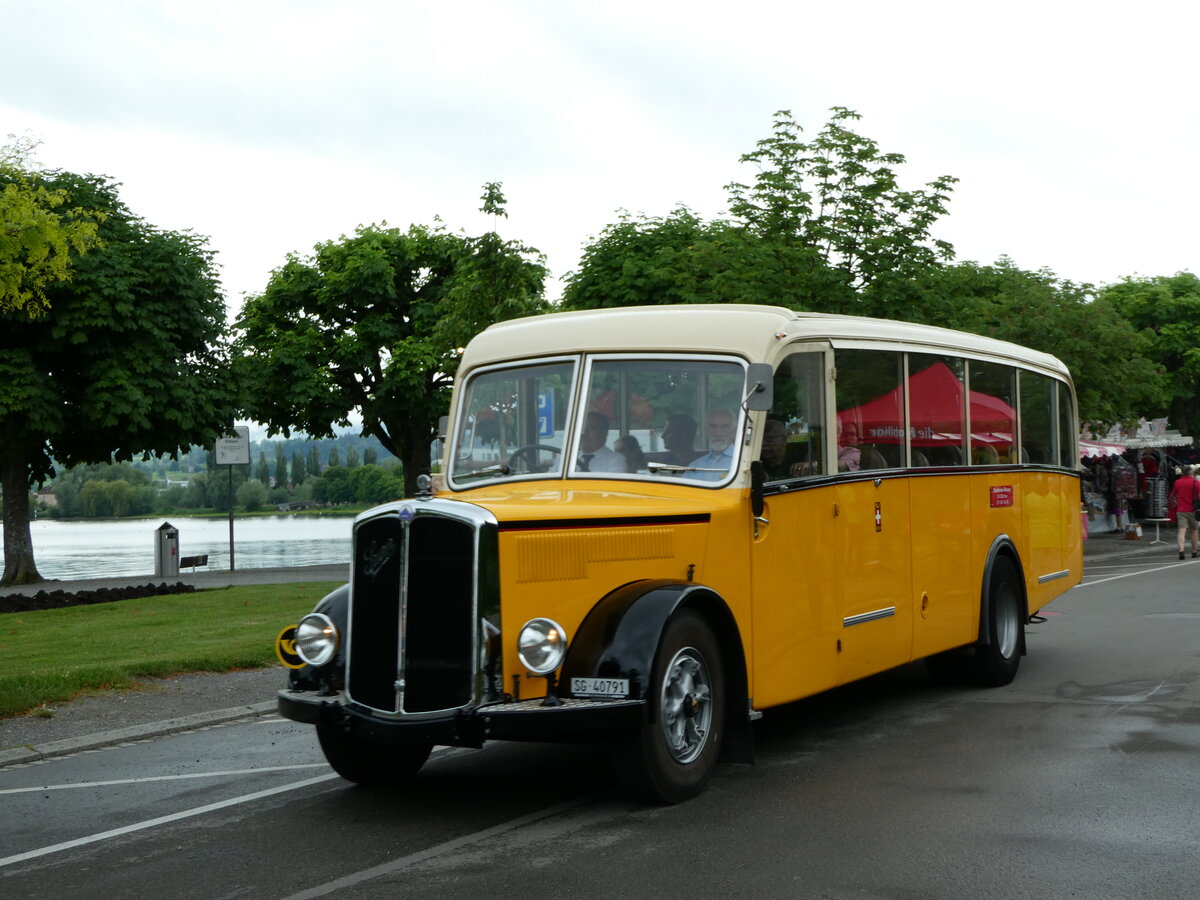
xmin=838 ymin=421 xmax=862 ymax=471
xmin=647 ymin=414 xmax=698 ymax=467
xmin=687 ymin=408 xmax=737 ymax=480
xmin=759 ymin=418 xmax=790 ymax=479
xmin=576 ymin=411 xmax=626 ymax=472
xmin=615 ymin=434 xmax=648 ymax=473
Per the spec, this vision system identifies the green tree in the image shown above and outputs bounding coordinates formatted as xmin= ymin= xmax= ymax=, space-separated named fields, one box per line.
xmin=345 ymin=446 xmax=360 ymax=469
xmin=327 ymin=446 xmax=340 ymax=468
xmin=726 ymin=107 xmax=957 ymax=318
xmin=363 ymin=446 xmax=377 ymax=466
xmin=348 ymin=464 xmax=403 ymax=505
xmin=236 ymin=184 xmax=547 ymax=495
xmin=317 ymin=466 xmax=352 ymax=505
xmin=1 ymin=135 xmax=104 ymax=317
xmin=564 ymin=208 xmax=840 ymax=310
xmin=291 ymin=449 xmax=307 ymax=484
xmin=255 ymin=450 xmax=270 ymax=486
xmin=307 ymin=444 xmax=321 ymax=475
xmin=237 ymin=478 xmax=269 ymax=512
xmin=563 ymin=109 xmax=955 ymax=319
xmin=920 ymin=259 xmax=1165 ymax=426
xmin=1099 ymin=273 xmax=1200 ymax=434
xmin=274 ymin=443 xmax=287 ymax=489
xmin=1 ymin=170 xmax=235 ymax=584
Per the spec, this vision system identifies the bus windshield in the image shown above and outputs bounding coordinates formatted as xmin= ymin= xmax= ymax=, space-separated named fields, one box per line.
xmin=448 ymin=355 xmax=747 ymax=486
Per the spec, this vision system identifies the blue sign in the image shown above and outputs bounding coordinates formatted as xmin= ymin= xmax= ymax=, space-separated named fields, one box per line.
xmin=537 ymin=390 xmax=555 ymax=438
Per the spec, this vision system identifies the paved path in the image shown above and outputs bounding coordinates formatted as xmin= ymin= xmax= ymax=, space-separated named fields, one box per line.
xmin=0 ymin=563 xmax=349 ymax=598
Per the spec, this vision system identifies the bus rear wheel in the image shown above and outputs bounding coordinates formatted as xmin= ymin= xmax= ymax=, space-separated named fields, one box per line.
xmin=972 ymin=556 xmax=1024 ymax=687
xmin=611 ymin=610 xmax=725 ymax=804
xmin=317 ymin=723 xmax=432 ymax=786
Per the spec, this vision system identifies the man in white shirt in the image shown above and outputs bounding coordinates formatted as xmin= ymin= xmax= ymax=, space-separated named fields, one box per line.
xmin=576 ymin=411 xmax=626 ymax=473
xmin=687 ymin=408 xmax=737 ymax=480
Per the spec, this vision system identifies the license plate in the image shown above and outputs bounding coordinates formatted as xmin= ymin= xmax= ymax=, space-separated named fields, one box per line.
xmin=571 ymin=677 xmax=630 ymax=698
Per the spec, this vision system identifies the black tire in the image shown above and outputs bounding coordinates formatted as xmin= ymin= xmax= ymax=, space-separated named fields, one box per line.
xmin=972 ymin=555 xmax=1024 ymax=687
xmin=924 ymin=650 xmax=972 ymax=686
xmin=610 ymin=609 xmax=725 ymax=804
xmin=316 ymin=723 xmax=432 ymax=786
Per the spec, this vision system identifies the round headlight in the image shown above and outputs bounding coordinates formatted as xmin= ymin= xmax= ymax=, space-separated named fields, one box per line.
xmin=517 ymin=617 xmax=567 ymax=675
xmin=295 ymin=613 xmax=339 ymax=667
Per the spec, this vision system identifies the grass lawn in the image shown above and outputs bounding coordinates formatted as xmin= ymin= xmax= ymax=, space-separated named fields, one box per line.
xmin=0 ymin=582 xmax=339 ymax=718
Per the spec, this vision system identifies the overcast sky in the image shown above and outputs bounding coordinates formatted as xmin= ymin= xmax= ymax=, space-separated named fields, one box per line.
xmin=3 ymin=0 xmax=1197 ymax=322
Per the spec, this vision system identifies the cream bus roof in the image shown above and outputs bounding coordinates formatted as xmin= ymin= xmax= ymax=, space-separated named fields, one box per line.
xmin=462 ymin=304 xmax=1071 ymax=380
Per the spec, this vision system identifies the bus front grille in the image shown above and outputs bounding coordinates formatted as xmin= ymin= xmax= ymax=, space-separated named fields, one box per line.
xmin=346 ymin=509 xmax=478 ymax=714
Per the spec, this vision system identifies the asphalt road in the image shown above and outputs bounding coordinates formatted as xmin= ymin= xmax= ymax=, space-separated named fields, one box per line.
xmin=1 ymin=531 xmax=1197 ymax=898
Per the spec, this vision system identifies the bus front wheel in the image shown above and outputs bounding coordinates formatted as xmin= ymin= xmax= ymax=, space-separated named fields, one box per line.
xmin=611 ymin=610 xmax=725 ymax=804
xmin=317 ymin=723 xmax=432 ymax=786
xmin=972 ymin=556 xmax=1024 ymax=687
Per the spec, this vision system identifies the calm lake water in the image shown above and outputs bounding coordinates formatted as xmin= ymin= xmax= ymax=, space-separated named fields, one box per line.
xmin=12 ymin=516 xmax=354 ymax=580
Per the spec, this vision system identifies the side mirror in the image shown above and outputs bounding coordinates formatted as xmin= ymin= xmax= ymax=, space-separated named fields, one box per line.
xmin=744 ymin=364 xmax=774 ymax=411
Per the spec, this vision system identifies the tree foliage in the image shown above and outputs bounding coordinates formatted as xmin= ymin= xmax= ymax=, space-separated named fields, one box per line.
xmin=1101 ymin=272 xmax=1200 ymax=434
xmin=0 ymin=170 xmax=236 ymax=584
xmin=0 ymin=135 xmax=104 ymax=318
xmin=918 ymin=259 xmax=1166 ymax=426
xmin=563 ymin=108 xmax=956 ymax=319
xmin=236 ymin=184 xmax=548 ymax=495
xmin=727 ymin=108 xmax=957 ymax=307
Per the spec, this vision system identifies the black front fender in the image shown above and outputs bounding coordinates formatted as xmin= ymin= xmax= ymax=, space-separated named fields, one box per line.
xmin=560 ymin=580 xmax=744 ymax=704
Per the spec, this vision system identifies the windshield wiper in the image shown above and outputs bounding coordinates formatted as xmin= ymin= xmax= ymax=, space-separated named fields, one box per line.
xmin=456 ymin=464 xmax=511 ymax=481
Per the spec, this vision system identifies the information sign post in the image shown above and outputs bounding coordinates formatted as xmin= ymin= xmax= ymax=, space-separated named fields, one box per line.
xmin=214 ymin=426 xmax=251 ymax=570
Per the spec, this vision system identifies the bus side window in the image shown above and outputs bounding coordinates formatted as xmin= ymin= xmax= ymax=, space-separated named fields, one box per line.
xmin=834 ymin=348 xmax=903 ymax=472
xmin=907 ymin=353 xmax=967 ymax=468
xmin=765 ymin=352 xmax=825 ymax=480
xmin=1019 ymin=370 xmax=1056 ymax=464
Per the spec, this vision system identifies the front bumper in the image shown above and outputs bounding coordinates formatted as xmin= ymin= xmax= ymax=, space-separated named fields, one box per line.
xmin=278 ymin=689 xmax=646 ymax=747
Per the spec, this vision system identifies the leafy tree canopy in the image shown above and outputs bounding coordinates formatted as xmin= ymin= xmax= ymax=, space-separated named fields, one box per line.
xmin=1101 ymin=272 xmax=1200 ymax=434
xmin=236 ymin=183 xmax=548 ymax=494
xmin=1 ymin=135 xmax=104 ymax=318
xmin=1 ymin=169 xmax=236 ymax=584
xmin=919 ymin=258 xmax=1166 ymax=427
xmin=562 ymin=108 xmax=957 ymax=319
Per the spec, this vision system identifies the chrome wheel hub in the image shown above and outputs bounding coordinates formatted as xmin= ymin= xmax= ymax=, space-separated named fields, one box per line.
xmin=659 ymin=647 xmax=712 ymax=764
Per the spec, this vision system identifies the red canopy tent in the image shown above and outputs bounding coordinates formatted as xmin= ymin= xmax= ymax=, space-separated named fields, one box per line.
xmin=838 ymin=362 xmax=1016 ymax=447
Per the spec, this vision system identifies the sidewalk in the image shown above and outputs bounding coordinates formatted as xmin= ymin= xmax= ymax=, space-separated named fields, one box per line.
xmin=0 ymin=562 xmax=349 ymax=598
xmin=1082 ymin=525 xmax=1189 ymax=562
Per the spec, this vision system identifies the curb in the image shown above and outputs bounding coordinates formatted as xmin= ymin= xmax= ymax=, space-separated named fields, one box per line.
xmin=0 ymin=700 xmax=278 ymax=769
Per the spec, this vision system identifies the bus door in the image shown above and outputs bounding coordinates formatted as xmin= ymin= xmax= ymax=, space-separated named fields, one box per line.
xmin=834 ymin=473 xmax=913 ymax=684
xmin=751 ymin=481 xmax=840 ymax=706
xmin=831 ymin=348 xmax=915 ymax=684
xmin=749 ymin=350 xmax=840 ymax=707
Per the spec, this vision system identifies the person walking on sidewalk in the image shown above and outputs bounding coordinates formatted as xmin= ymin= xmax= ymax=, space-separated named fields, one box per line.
xmin=1168 ymin=465 xmax=1200 ymax=559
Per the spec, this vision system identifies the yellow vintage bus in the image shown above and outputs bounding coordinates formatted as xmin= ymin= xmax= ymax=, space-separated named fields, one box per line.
xmin=277 ymin=305 xmax=1082 ymax=803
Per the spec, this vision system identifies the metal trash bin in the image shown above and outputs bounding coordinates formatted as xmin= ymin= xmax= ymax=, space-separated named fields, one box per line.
xmin=155 ymin=522 xmax=180 ymax=577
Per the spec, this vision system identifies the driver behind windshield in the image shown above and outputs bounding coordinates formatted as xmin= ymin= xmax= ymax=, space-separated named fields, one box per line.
xmin=576 ymin=411 xmax=626 ymax=473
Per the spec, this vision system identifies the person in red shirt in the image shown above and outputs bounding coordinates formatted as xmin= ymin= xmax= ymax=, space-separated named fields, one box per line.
xmin=1169 ymin=465 xmax=1200 ymax=559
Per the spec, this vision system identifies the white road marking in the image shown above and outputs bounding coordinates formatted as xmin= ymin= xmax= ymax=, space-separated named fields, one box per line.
xmin=1078 ymin=560 xmax=1194 ymax=588
xmin=0 ymin=772 xmax=340 ymax=868
xmin=282 ymin=792 xmax=611 ymax=900
xmin=0 ymin=763 xmax=328 ymax=795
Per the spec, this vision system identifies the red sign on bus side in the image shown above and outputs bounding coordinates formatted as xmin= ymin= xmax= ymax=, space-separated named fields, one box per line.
xmin=990 ymin=485 xmax=1014 ymax=508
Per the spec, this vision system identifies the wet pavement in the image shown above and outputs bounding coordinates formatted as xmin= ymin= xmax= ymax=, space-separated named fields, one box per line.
xmin=0 ymin=532 xmax=1181 ymax=767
